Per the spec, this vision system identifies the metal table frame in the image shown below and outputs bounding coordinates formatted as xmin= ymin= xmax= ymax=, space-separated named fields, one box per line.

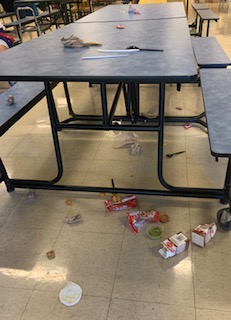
xmin=0 ymin=5 xmax=229 ymax=204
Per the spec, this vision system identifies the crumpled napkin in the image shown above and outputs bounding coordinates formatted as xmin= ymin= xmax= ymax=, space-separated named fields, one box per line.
xmin=61 ymin=35 xmax=89 ymax=48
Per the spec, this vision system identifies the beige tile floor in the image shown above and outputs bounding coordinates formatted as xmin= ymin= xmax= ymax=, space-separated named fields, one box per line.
xmin=1 ymin=1 xmax=231 ymax=319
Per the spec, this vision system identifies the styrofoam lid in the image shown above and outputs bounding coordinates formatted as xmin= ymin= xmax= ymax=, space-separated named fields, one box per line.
xmin=59 ymin=281 xmax=82 ymax=307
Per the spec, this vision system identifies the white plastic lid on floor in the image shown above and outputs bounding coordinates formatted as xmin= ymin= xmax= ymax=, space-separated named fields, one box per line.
xmin=59 ymin=281 xmax=82 ymax=306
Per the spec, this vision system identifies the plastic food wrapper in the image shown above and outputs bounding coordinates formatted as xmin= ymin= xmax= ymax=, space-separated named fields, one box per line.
xmin=66 ymin=214 xmax=82 ymax=225
xmin=61 ymin=35 xmax=102 ymax=48
xmin=113 ymin=132 xmax=139 ymax=149
xmin=61 ymin=35 xmax=89 ymax=48
xmin=105 ymin=195 xmax=137 ymax=211
xmin=131 ymin=142 xmax=141 ymax=155
xmin=192 ymin=222 xmax=217 ymax=247
xmin=159 ymin=232 xmax=190 ymax=259
xmin=127 ymin=210 xmax=160 ymax=234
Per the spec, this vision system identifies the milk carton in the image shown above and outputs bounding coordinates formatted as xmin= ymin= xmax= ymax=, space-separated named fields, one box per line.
xmin=159 ymin=232 xmax=190 ymax=259
xmin=192 ymin=223 xmax=217 ymax=247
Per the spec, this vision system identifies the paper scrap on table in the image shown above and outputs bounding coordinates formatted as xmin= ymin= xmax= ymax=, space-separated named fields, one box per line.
xmin=61 ymin=36 xmax=102 ymax=48
xmin=61 ymin=35 xmax=89 ymax=48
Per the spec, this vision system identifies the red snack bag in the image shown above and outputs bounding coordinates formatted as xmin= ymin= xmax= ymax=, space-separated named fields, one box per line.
xmin=105 ymin=195 xmax=137 ymax=211
xmin=127 ymin=210 xmax=160 ymax=234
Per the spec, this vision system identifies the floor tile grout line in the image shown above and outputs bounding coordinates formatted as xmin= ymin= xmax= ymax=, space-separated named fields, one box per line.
xmin=105 ymin=229 xmax=126 ymax=320
xmin=188 ymin=199 xmax=199 ymax=320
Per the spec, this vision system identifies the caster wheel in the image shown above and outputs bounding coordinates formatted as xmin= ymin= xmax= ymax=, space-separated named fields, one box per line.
xmin=217 ymin=208 xmax=231 ymax=231
xmin=220 ymin=198 xmax=228 ymax=205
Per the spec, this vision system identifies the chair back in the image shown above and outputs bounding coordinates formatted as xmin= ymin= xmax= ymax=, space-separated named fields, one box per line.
xmin=14 ymin=3 xmax=39 ymax=18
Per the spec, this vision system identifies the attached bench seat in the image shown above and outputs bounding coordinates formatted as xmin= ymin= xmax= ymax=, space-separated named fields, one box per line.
xmin=0 ymin=82 xmax=48 ymax=136
xmin=196 ymin=9 xmax=219 ymax=37
xmin=190 ymin=4 xmax=219 ymax=37
xmin=200 ymin=68 xmax=231 ymax=157
xmin=192 ymin=37 xmax=231 ymax=68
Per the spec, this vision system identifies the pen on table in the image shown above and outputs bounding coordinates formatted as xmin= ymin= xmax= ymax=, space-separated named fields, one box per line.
xmin=82 ymin=54 xmax=128 ymax=60
xmin=98 ymin=47 xmax=164 ymax=53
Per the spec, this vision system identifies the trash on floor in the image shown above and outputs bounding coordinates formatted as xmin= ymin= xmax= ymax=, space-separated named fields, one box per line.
xmin=159 ymin=232 xmax=190 ymax=259
xmin=66 ymin=199 xmax=73 ymax=206
xmin=184 ymin=123 xmax=192 ymax=129
xmin=46 ymin=250 xmax=56 ymax=260
xmin=127 ymin=210 xmax=160 ymax=234
xmin=27 ymin=189 xmax=36 ymax=201
xmin=159 ymin=214 xmax=170 ymax=223
xmin=66 ymin=214 xmax=82 ymax=225
xmin=105 ymin=195 xmax=137 ymax=211
xmin=165 ymin=151 xmax=185 ymax=158
xmin=146 ymin=225 xmax=163 ymax=240
xmin=111 ymin=193 xmax=121 ymax=203
xmin=141 ymin=110 xmax=158 ymax=119
xmin=111 ymin=179 xmax=121 ymax=203
xmin=59 ymin=281 xmax=82 ymax=307
xmin=175 ymin=107 xmax=182 ymax=110
xmin=112 ymin=132 xmax=138 ymax=147
xmin=192 ymin=222 xmax=217 ymax=247
xmin=131 ymin=142 xmax=140 ymax=155
xmin=113 ymin=132 xmax=141 ymax=155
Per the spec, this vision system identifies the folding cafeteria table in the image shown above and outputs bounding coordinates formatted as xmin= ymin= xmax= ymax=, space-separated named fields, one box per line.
xmin=76 ymin=2 xmax=186 ymax=22
xmin=0 ymin=3 xmax=229 ymax=204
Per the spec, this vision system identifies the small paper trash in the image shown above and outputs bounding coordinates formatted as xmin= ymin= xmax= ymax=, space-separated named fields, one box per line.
xmin=159 ymin=232 xmax=190 ymax=259
xmin=192 ymin=222 xmax=217 ymax=247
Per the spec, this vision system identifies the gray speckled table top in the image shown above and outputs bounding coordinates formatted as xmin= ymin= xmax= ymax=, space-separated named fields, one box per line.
xmin=0 ymin=17 xmax=197 ymax=82
xmin=77 ymin=3 xmax=186 ymax=23
xmin=192 ymin=37 xmax=231 ymax=68
xmin=200 ymin=69 xmax=231 ymax=157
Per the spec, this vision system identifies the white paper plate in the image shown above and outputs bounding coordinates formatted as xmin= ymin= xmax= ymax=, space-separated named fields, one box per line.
xmin=59 ymin=282 xmax=82 ymax=307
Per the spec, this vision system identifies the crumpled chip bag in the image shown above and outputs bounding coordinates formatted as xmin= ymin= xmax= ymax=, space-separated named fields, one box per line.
xmin=105 ymin=195 xmax=137 ymax=211
xmin=127 ymin=210 xmax=160 ymax=234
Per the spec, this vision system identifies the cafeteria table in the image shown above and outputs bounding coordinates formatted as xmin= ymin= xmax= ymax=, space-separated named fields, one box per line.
xmin=0 ymin=3 xmax=228 ymax=204
xmin=77 ymin=2 xmax=186 ymax=22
